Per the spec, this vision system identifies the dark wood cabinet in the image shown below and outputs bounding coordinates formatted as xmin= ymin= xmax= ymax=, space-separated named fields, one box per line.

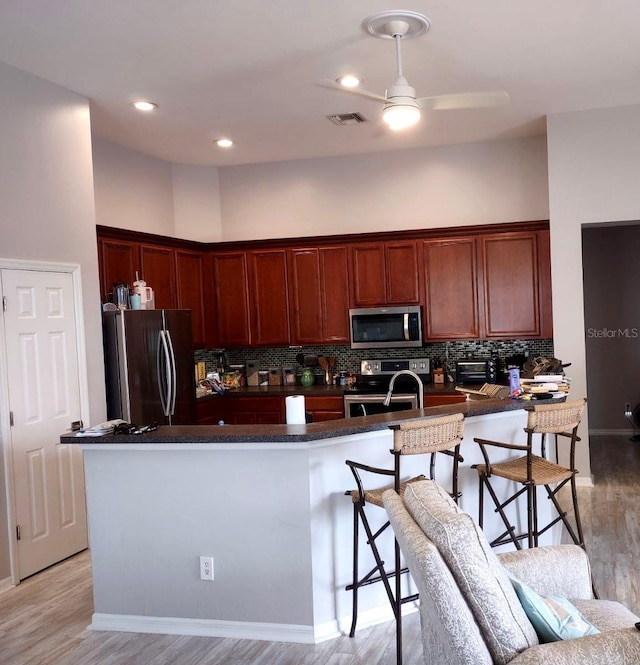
xmin=351 ymin=241 xmax=419 ymax=306
xmin=479 ymin=232 xmax=541 ymax=339
xmin=320 ymin=247 xmax=350 ymax=343
xmin=97 ymin=231 xmax=208 ymax=348
xmin=98 ymin=220 xmax=553 ymax=349
xmin=422 ymin=394 xmax=467 ymax=407
xmin=229 ymin=397 xmax=284 ymax=424
xmin=351 ymin=243 xmax=387 ymax=306
xmin=139 ymin=244 xmax=177 ymax=310
xmin=538 ymin=229 xmax=553 ymax=338
xmin=211 ymin=252 xmax=251 ymax=347
xmin=197 ymin=395 xmax=284 ymax=425
xmin=385 ymin=241 xmax=420 ymax=304
xmin=423 ymin=231 xmax=548 ymax=340
xmin=175 ymin=250 xmax=207 ymax=349
xmin=422 ymin=237 xmax=480 ymax=340
xmin=248 ymin=250 xmax=290 ymax=346
xmin=289 ymin=246 xmax=349 ymax=345
xmin=97 ymin=238 xmax=140 ymax=301
xmin=289 ymin=248 xmax=323 ymax=344
xmin=305 ymin=395 xmax=344 ymax=421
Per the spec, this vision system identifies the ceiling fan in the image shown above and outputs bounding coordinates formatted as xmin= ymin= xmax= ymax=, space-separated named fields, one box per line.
xmin=321 ymin=10 xmax=510 ymax=131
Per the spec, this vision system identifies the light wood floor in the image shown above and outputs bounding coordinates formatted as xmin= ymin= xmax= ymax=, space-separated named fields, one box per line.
xmin=1 ymin=434 xmax=637 ymax=664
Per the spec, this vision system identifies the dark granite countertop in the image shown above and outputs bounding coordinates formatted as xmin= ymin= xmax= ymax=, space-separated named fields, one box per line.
xmin=196 ymin=381 xmax=467 ymax=400
xmin=62 ymin=394 xmax=565 ymax=445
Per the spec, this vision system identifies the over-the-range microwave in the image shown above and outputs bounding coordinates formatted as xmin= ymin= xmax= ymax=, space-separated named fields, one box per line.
xmin=349 ymin=305 xmax=423 ymax=349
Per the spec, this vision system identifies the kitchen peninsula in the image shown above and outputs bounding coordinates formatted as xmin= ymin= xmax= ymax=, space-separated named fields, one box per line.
xmin=66 ymin=397 xmax=566 ymax=645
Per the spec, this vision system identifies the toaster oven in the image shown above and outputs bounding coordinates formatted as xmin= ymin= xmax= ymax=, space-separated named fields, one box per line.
xmin=455 ymin=359 xmax=497 ymax=385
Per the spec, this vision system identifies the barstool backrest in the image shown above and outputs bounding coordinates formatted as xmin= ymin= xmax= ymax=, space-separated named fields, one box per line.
xmin=525 ymin=398 xmax=586 ymax=434
xmin=392 ymin=413 xmax=464 ymax=456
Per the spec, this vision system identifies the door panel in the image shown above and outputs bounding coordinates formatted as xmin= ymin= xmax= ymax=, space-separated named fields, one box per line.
xmin=481 ymin=233 xmax=541 ymax=338
xmin=351 ymin=244 xmax=386 ymax=306
xmin=97 ymin=238 xmax=140 ymax=302
xmin=249 ymin=250 xmax=290 ymax=346
xmin=140 ymin=244 xmax=177 ymax=310
xmin=175 ymin=250 xmax=206 ymax=349
xmin=320 ymin=247 xmax=350 ymax=343
xmin=211 ymin=253 xmax=251 ymax=347
xmin=422 ymin=238 xmax=480 ymax=339
xmin=2 ymin=268 xmax=87 ymax=580
xmin=386 ymin=241 xmax=420 ymax=304
xmin=289 ymin=249 xmax=323 ymax=345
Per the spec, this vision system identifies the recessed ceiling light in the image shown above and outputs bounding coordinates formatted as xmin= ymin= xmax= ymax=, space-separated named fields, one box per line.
xmin=131 ymin=101 xmax=158 ymax=112
xmin=215 ymin=138 xmax=234 ymax=148
xmin=337 ymin=74 xmax=361 ymax=88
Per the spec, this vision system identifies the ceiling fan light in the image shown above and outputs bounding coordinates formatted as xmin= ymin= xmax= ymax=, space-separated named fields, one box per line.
xmin=337 ymin=74 xmax=361 ymax=88
xmin=382 ymin=104 xmax=421 ymax=130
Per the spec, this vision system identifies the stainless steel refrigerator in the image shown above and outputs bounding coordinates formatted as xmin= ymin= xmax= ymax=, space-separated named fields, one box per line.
xmin=102 ymin=309 xmax=196 ymax=425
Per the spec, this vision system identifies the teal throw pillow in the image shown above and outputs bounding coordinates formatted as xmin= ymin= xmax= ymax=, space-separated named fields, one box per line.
xmin=505 ymin=570 xmax=600 ymax=643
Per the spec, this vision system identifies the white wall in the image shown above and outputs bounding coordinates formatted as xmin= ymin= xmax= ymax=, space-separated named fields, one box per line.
xmin=92 ymin=139 xmax=224 ymax=242
xmin=547 ymin=103 xmax=640 ymax=478
xmin=92 ymin=137 xmax=175 ymax=236
xmin=172 ymin=164 xmax=223 ymax=242
xmin=0 ymin=61 xmax=105 ymax=579
xmin=218 ymin=135 xmax=549 ymax=241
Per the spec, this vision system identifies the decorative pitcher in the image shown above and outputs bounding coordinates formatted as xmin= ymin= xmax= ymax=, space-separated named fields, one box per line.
xmin=132 ymin=276 xmax=155 ymax=310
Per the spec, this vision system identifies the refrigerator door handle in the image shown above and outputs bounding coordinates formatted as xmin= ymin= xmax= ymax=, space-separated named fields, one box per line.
xmin=157 ymin=330 xmax=171 ymax=417
xmin=165 ymin=330 xmax=177 ymax=417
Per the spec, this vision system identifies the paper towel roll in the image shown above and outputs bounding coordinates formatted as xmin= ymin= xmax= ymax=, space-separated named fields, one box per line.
xmin=286 ymin=395 xmax=306 ymax=424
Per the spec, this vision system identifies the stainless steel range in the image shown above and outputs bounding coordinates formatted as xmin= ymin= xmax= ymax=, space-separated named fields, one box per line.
xmin=344 ymin=358 xmax=431 ymax=418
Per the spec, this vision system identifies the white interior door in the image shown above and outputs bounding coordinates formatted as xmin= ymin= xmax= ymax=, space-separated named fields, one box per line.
xmin=1 ymin=268 xmax=87 ymax=579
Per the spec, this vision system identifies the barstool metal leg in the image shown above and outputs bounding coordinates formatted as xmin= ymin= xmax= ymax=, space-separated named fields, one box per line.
xmin=349 ymin=501 xmax=359 ymax=638
xmin=395 ymin=538 xmax=403 ymax=665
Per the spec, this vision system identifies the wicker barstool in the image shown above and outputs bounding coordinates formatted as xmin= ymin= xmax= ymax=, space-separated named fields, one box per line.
xmin=344 ymin=413 xmax=464 ymax=665
xmin=473 ymin=398 xmax=587 ymax=553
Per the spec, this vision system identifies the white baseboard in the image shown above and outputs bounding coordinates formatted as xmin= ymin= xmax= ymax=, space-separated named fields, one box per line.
xmin=90 ymin=613 xmax=315 ymax=643
xmin=0 ymin=576 xmax=14 ymax=595
xmin=575 ymin=476 xmax=594 ymax=488
xmin=90 ymin=603 xmax=419 ymax=645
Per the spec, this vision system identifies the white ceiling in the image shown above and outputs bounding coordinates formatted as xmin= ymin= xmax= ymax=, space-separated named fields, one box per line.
xmin=1 ymin=1 xmax=639 ymax=167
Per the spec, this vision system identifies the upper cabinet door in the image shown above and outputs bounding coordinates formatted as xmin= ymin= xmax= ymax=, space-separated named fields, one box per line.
xmin=248 ymin=249 xmax=290 ymax=346
xmin=175 ymin=250 xmax=206 ymax=349
xmin=351 ymin=242 xmax=420 ymax=306
xmin=480 ymin=232 xmax=541 ymax=339
xmin=289 ymin=248 xmax=323 ymax=345
xmin=319 ymin=246 xmax=350 ymax=343
xmin=211 ymin=252 xmax=251 ymax=347
xmin=385 ymin=241 xmax=420 ymax=304
xmin=422 ymin=237 xmax=480 ymax=340
xmin=351 ymin=243 xmax=386 ymax=306
xmin=98 ymin=238 xmax=140 ymax=302
xmin=289 ymin=246 xmax=350 ymax=345
xmin=139 ymin=244 xmax=177 ymax=310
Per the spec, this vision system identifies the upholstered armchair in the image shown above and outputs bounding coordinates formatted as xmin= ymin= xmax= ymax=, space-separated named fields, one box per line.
xmin=383 ymin=479 xmax=640 ymax=664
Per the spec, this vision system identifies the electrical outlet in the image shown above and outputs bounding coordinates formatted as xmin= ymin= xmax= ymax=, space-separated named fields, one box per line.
xmin=200 ymin=556 xmax=214 ymax=581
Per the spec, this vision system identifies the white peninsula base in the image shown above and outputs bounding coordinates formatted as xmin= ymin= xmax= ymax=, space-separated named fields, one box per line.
xmin=80 ymin=410 xmax=561 ymax=644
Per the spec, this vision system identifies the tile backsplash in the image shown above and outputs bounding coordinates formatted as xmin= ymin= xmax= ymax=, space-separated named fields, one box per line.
xmin=195 ymin=339 xmax=554 ymax=378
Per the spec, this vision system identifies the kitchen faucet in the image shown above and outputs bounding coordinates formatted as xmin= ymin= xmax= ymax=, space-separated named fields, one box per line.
xmin=383 ymin=369 xmax=424 ymax=409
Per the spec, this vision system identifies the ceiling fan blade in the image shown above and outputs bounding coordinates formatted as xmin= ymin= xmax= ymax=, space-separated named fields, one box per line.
xmin=418 ymin=90 xmax=510 ymax=111
xmin=317 ymin=79 xmax=387 ymax=103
